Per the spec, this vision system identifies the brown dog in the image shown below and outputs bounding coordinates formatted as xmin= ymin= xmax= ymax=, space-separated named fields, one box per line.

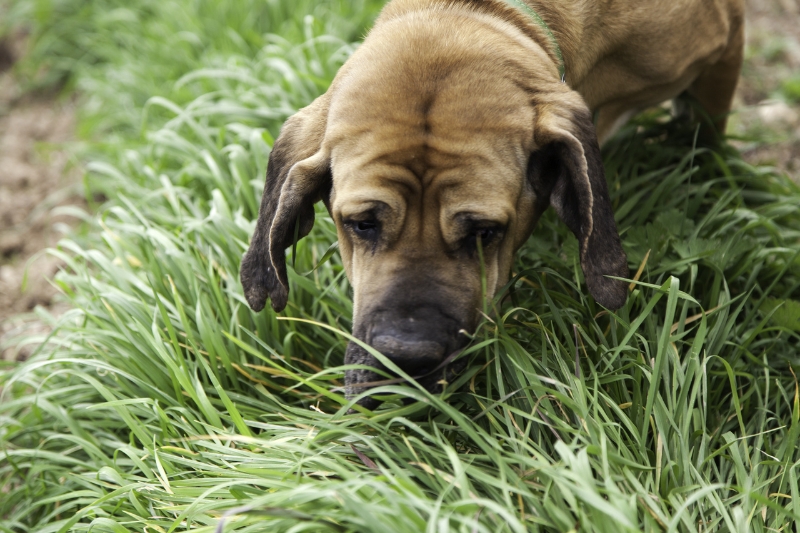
xmin=240 ymin=0 xmax=744 ymax=404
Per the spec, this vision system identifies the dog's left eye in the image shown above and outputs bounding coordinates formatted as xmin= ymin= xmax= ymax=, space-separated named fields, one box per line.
xmin=474 ymin=228 xmax=496 ymax=242
xmin=464 ymin=226 xmax=503 ymax=250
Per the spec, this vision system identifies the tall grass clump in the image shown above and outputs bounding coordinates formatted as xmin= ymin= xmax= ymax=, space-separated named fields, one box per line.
xmin=2 ymin=0 xmax=800 ymax=531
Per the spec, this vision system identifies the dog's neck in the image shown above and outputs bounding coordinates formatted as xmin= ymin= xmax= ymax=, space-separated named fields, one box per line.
xmin=500 ymin=0 xmax=565 ymax=80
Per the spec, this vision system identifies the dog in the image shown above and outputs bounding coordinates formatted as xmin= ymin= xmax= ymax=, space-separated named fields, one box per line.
xmin=240 ymin=0 xmax=744 ymax=406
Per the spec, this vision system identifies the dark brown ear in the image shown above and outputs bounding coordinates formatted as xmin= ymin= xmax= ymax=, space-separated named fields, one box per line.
xmin=240 ymin=95 xmax=331 ymax=313
xmin=529 ymin=106 xmax=629 ymax=309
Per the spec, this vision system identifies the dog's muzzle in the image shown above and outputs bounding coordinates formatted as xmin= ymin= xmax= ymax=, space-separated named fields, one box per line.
xmin=343 ymin=306 xmax=469 ymax=409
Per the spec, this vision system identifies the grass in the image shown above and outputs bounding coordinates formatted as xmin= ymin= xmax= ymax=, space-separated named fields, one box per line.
xmin=781 ymin=76 xmax=800 ymax=104
xmin=1 ymin=0 xmax=800 ymax=531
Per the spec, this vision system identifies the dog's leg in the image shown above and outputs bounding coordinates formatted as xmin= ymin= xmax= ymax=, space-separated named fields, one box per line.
xmin=684 ymin=15 xmax=744 ymax=141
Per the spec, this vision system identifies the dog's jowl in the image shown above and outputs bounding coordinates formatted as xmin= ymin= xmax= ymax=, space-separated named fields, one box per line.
xmin=240 ymin=0 xmax=744 ymax=405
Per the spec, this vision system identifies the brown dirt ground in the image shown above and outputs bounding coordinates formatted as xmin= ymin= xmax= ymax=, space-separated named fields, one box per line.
xmin=732 ymin=0 xmax=800 ymax=179
xmin=0 ymin=0 xmax=798 ymax=362
xmin=0 ymin=31 xmax=83 ymax=361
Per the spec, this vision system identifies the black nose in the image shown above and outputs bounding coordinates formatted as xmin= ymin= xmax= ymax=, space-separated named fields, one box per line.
xmin=371 ymin=334 xmax=446 ymax=375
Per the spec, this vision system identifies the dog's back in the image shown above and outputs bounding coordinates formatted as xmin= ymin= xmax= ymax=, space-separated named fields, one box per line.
xmin=375 ymin=0 xmax=744 ymax=142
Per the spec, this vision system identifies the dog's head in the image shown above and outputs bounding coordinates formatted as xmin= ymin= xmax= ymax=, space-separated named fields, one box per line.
xmin=240 ymin=5 xmax=627 ymax=405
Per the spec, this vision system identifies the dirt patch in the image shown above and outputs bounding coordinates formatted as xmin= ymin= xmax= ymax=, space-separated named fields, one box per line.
xmin=0 ymin=32 xmax=84 ymax=361
xmin=731 ymin=0 xmax=800 ymax=183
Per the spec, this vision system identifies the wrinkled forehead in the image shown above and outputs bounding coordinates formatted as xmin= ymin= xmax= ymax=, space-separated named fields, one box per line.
xmin=325 ymin=85 xmax=534 ymax=218
xmin=326 ymin=55 xmax=535 ymax=149
xmin=328 ymin=143 xmax=525 ymax=224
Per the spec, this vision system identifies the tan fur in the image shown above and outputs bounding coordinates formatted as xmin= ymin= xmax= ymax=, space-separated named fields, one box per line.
xmin=373 ymin=0 xmax=744 ymax=143
xmin=240 ymin=0 xmax=744 ymax=398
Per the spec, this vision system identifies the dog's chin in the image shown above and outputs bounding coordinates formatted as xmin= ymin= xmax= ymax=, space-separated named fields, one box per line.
xmin=343 ymin=341 xmax=467 ymax=410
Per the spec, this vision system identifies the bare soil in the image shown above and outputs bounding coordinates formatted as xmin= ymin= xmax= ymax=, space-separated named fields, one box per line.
xmin=732 ymin=0 xmax=800 ymax=181
xmin=0 ymin=32 xmax=83 ymax=361
xmin=0 ymin=0 xmax=798 ymax=361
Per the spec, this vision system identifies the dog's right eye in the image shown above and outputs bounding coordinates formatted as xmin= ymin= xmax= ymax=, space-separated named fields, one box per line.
xmin=345 ymin=219 xmax=379 ymax=240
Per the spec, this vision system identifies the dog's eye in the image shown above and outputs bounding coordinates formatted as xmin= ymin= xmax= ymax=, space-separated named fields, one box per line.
xmin=345 ymin=219 xmax=379 ymax=240
xmin=463 ymin=226 xmax=503 ymax=250
xmin=475 ymin=228 xmax=496 ymax=242
xmin=356 ymin=221 xmax=377 ymax=233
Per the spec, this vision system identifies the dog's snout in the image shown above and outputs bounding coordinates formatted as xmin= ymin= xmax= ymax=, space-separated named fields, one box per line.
xmin=371 ymin=334 xmax=446 ymax=375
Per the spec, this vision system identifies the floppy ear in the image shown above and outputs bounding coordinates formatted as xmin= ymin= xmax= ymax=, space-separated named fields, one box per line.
xmin=529 ymin=106 xmax=629 ymax=309
xmin=240 ymin=95 xmax=332 ymax=313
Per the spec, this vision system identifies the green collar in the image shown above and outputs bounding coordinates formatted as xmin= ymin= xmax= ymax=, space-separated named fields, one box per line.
xmin=503 ymin=0 xmax=566 ymax=82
